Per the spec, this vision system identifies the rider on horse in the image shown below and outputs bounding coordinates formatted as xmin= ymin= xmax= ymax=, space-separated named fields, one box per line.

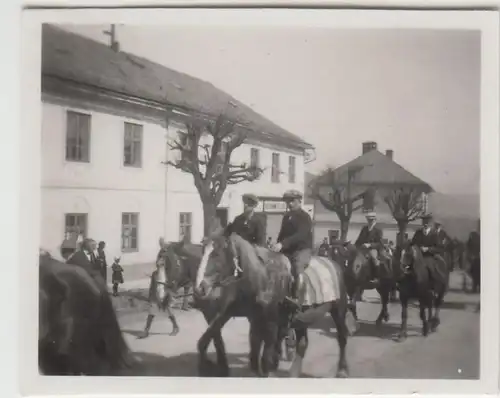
xmin=224 ymin=193 xmax=266 ymax=275
xmin=355 ymin=211 xmax=389 ymax=283
xmin=272 ymin=189 xmax=313 ymax=308
xmin=226 ymin=194 xmax=266 ymax=246
xmin=409 ymin=213 xmax=445 ymax=270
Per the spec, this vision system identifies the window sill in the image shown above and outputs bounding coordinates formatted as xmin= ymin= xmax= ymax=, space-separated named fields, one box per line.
xmin=121 ymin=248 xmax=139 ymax=253
xmin=65 ymin=159 xmax=90 ymax=164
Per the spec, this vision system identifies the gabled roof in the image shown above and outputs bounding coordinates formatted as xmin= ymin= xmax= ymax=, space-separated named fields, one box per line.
xmin=42 ymin=24 xmax=313 ymax=151
xmin=317 ymin=150 xmax=433 ymax=192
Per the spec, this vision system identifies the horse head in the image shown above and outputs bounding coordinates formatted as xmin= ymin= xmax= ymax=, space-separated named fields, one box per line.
xmin=195 ymin=228 xmax=235 ymax=298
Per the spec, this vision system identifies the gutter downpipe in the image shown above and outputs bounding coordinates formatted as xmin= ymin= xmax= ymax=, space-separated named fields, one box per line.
xmin=163 ymin=114 xmax=170 ymax=241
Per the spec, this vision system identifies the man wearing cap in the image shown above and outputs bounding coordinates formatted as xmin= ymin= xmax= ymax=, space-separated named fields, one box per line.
xmin=273 ymin=189 xmax=313 ymax=308
xmin=225 ymin=193 xmax=266 ymax=246
xmin=434 ymin=220 xmax=451 ymax=267
xmin=411 ymin=213 xmax=442 ymax=257
xmin=355 ymin=211 xmax=386 ymax=282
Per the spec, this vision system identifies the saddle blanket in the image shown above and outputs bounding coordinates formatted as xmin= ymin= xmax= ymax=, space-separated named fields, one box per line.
xmin=302 ymin=256 xmax=342 ymax=306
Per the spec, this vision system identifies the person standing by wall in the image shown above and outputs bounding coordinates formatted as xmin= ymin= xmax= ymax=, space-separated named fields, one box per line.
xmin=97 ymin=241 xmax=108 ymax=285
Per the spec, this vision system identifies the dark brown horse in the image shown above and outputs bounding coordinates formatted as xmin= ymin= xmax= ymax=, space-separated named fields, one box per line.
xmin=397 ymin=245 xmax=449 ymax=341
xmin=338 ymin=244 xmax=398 ymax=330
xmin=194 ymin=232 xmax=350 ymax=378
xmin=39 ymin=252 xmax=132 ymax=375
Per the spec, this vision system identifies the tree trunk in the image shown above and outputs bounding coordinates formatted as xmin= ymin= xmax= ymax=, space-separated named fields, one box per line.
xmin=396 ymin=219 xmax=408 ymax=248
xmin=340 ymin=217 xmax=350 ymax=242
xmin=202 ymin=201 xmax=218 ymax=237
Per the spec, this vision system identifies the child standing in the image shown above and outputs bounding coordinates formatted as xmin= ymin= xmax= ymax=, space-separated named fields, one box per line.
xmin=111 ymin=256 xmax=124 ymax=296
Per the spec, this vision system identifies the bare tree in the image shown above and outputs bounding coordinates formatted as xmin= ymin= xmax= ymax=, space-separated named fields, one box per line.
xmin=164 ymin=114 xmax=263 ymax=236
xmin=310 ymin=165 xmax=367 ymax=241
xmin=382 ymin=187 xmax=429 ymax=247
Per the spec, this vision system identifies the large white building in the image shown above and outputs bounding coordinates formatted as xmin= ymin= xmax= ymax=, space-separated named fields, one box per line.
xmin=41 ymin=25 xmax=314 ymax=265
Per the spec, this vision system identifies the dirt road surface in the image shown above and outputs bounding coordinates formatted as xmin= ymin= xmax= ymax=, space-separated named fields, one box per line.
xmin=116 ymin=271 xmax=480 ymax=379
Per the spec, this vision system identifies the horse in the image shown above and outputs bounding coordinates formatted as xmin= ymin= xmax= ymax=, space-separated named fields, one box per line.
xmin=194 ymin=231 xmax=350 ymax=378
xmin=38 ymin=251 xmax=133 ymax=375
xmin=338 ymin=244 xmax=398 ymax=330
xmin=396 ymin=244 xmax=450 ymax=341
xmin=137 ymin=241 xmax=203 ymax=338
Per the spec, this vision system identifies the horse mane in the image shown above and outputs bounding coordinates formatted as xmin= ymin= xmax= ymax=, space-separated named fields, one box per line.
xmin=228 ymin=234 xmax=290 ymax=304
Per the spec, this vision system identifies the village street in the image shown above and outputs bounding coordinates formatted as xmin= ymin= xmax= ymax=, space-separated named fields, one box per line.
xmin=115 ymin=271 xmax=480 ymax=379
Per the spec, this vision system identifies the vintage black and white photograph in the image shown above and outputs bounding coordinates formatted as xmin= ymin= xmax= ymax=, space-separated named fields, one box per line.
xmin=20 ymin=7 xmax=499 ymax=396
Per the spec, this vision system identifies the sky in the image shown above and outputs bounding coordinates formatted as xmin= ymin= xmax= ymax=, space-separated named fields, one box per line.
xmin=59 ymin=25 xmax=481 ymax=196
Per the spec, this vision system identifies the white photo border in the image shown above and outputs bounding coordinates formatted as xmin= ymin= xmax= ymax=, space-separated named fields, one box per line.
xmin=20 ymin=7 xmax=499 ymax=396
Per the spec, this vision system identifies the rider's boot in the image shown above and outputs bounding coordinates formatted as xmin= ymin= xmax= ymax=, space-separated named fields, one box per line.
xmin=138 ymin=314 xmax=154 ymax=339
xmin=286 ymin=274 xmax=304 ymax=310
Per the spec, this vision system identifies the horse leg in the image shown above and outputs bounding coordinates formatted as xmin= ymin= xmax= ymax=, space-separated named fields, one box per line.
xmin=248 ymin=316 xmax=263 ymax=375
xmin=260 ymin=319 xmax=280 ymax=378
xmin=330 ymin=302 xmax=349 ymax=378
xmin=289 ymin=327 xmax=308 ymax=378
xmin=375 ymin=286 xmax=390 ymax=327
xmin=431 ymin=288 xmax=445 ymax=332
xmin=197 ymin=309 xmax=232 ymax=377
xmin=397 ymin=293 xmax=409 ymax=342
xmin=419 ymin=297 xmax=430 ymax=337
xmin=202 ymin=309 xmax=230 ymax=377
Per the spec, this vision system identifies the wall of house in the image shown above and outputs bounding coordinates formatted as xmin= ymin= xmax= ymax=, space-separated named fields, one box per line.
xmin=41 ymin=100 xmax=168 ymax=264
xmin=41 ymin=97 xmax=309 ymax=263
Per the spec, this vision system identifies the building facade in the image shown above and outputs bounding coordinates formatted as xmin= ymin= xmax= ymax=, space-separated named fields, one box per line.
xmin=306 ymin=142 xmax=431 ymax=248
xmin=41 ymin=25 xmax=313 ymax=265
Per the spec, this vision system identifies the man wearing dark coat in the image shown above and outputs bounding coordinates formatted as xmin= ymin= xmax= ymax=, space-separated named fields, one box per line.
xmin=225 ymin=193 xmax=266 ymax=246
xmin=355 ymin=211 xmax=387 ymax=281
xmin=411 ymin=214 xmax=442 ymax=256
xmin=273 ymin=189 xmax=313 ymax=308
xmin=67 ymin=238 xmax=104 ymax=284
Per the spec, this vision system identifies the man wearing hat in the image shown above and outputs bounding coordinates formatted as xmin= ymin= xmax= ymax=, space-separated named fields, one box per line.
xmin=434 ymin=219 xmax=451 ymax=266
xmin=411 ymin=213 xmax=442 ymax=257
xmin=225 ymin=193 xmax=266 ymax=246
xmin=273 ymin=189 xmax=313 ymax=307
xmin=355 ymin=211 xmax=386 ymax=282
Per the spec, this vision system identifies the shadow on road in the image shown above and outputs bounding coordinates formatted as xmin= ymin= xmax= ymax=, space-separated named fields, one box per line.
xmin=117 ymin=351 xmax=308 ymax=378
xmin=352 ymin=320 xmax=422 ymax=341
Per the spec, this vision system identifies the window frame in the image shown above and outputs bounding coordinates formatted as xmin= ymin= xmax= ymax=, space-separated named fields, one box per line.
xmin=65 ymin=110 xmax=91 ymax=163
xmin=123 ymin=122 xmax=143 ymax=168
xmin=64 ymin=213 xmax=88 ymax=238
xmin=288 ymin=155 xmax=296 ymax=183
xmin=250 ymin=148 xmax=260 ymax=169
xmin=121 ymin=212 xmax=139 ymax=252
xmin=179 ymin=212 xmax=193 ymax=243
xmin=271 ymin=152 xmax=280 ymax=183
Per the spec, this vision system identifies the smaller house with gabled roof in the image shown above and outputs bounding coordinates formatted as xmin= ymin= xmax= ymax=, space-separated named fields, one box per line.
xmin=305 ymin=141 xmax=432 ymax=246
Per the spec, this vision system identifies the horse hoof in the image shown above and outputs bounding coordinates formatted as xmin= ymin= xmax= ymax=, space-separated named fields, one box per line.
xmin=383 ymin=314 xmax=390 ymax=322
xmin=170 ymin=328 xmax=180 ymax=336
xmin=198 ymin=359 xmax=217 ymax=377
xmin=336 ymin=368 xmax=349 ymax=378
xmin=217 ymin=366 xmax=230 ymax=377
xmin=375 ymin=318 xmax=382 ymax=328
xmin=422 ymin=327 xmax=429 ymax=337
xmin=396 ymin=334 xmax=407 ymax=342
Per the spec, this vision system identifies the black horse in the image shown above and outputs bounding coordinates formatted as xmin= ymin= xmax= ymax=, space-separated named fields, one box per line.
xmin=39 ymin=251 xmax=132 ymax=375
xmin=396 ymin=244 xmax=450 ymax=340
xmin=333 ymin=243 xmax=398 ymax=331
xmin=194 ymin=231 xmax=350 ymax=378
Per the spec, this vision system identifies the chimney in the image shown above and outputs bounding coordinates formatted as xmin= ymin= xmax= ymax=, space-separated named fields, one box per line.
xmin=385 ymin=149 xmax=394 ymax=160
xmin=362 ymin=141 xmax=377 ymax=154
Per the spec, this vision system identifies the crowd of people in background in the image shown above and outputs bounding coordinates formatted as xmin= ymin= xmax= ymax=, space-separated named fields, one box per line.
xmin=59 ymin=232 xmax=125 ymax=296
